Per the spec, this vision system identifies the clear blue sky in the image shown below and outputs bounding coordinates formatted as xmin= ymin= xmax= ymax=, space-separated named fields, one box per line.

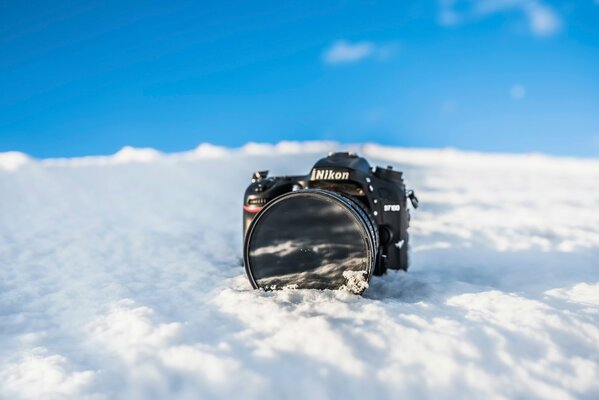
xmin=1 ymin=0 xmax=598 ymax=158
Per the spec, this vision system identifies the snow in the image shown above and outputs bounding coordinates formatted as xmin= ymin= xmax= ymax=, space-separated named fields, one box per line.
xmin=111 ymin=146 xmax=163 ymax=163
xmin=0 ymin=151 xmax=30 ymax=171
xmin=1 ymin=142 xmax=598 ymax=399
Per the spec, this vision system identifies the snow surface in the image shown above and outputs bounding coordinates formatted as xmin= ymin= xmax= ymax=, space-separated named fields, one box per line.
xmin=1 ymin=142 xmax=598 ymax=399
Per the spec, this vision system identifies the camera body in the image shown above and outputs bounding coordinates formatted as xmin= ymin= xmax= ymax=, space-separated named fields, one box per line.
xmin=243 ymin=152 xmax=417 ymax=275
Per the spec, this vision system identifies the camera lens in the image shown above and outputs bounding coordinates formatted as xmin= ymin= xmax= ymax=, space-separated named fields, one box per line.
xmin=244 ymin=189 xmax=378 ymax=294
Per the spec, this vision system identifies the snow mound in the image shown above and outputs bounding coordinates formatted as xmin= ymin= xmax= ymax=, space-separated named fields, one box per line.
xmin=1 ymin=142 xmax=598 ymax=399
xmin=546 ymin=283 xmax=599 ymax=306
xmin=112 ymin=146 xmax=163 ymax=163
xmin=0 ymin=348 xmax=95 ymax=399
xmin=39 ymin=146 xmax=164 ymax=168
xmin=0 ymin=151 xmax=31 ymax=171
xmin=363 ymin=143 xmax=599 ymax=172
xmin=192 ymin=143 xmax=231 ymax=158
xmin=241 ymin=140 xmax=339 ymax=155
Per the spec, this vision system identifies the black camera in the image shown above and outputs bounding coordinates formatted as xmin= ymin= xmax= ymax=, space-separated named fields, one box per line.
xmin=242 ymin=152 xmax=418 ymax=294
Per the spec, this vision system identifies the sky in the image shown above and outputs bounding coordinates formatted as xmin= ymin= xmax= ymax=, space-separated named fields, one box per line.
xmin=1 ymin=0 xmax=598 ymax=158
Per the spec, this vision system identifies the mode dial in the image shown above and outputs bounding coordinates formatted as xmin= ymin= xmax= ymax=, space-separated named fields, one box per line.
xmin=374 ymin=166 xmax=403 ymax=182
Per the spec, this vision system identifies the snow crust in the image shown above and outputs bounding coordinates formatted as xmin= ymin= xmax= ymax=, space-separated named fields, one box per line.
xmin=1 ymin=142 xmax=598 ymax=399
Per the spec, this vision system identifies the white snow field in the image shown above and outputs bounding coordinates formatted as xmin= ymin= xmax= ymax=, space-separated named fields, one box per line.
xmin=1 ymin=142 xmax=598 ymax=400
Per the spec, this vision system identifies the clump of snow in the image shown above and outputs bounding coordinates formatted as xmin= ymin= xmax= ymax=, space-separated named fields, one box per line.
xmin=341 ymin=270 xmax=369 ymax=294
xmin=0 ymin=151 xmax=31 ymax=171
xmin=1 ymin=141 xmax=598 ymax=399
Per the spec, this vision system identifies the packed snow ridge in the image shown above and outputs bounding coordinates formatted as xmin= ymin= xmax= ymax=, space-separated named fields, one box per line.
xmin=1 ymin=141 xmax=598 ymax=399
xmin=3 ymin=140 xmax=596 ymax=171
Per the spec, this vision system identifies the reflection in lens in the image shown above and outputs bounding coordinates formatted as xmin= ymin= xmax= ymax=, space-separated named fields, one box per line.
xmin=244 ymin=189 xmax=377 ymax=294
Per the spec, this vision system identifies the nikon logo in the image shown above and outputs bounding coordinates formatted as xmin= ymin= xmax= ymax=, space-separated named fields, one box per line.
xmin=311 ymin=169 xmax=350 ymax=180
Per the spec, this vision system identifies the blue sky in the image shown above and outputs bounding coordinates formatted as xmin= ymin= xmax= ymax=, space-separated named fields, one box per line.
xmin=1 ymin=0 xmax=598 ymax=158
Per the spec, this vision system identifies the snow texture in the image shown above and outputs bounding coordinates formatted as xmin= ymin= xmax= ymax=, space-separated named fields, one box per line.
xmin=1 ymin=141 xmax=598 ymax=399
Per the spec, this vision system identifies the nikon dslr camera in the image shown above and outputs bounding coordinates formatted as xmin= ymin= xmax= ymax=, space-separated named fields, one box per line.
xmin=243 ymin=152 xmax=418 ymax=294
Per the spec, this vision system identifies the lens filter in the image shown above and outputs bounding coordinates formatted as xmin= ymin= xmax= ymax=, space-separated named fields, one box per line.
xmin=244 ymin=189 xmax=377 ymax=294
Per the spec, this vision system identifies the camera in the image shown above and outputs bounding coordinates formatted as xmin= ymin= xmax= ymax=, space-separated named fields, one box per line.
xmin=242 ymin=152 xmax=418 ymax=294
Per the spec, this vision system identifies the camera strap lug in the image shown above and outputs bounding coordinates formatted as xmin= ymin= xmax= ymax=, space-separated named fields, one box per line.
xmin=407 ymin=190 xmax=419 ymax=209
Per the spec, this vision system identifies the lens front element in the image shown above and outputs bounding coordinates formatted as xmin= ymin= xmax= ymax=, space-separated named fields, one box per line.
xmin=244 ymin=189 xmax=377 ymax=294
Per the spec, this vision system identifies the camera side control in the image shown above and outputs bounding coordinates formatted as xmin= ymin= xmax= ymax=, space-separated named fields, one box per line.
xmin=407 ymin=190 xmax=419 ymax=209
xmin=379 ymin=225 xmax=394 ymax=244
xmin=378 ymin=253 xmax=389 ymax=273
